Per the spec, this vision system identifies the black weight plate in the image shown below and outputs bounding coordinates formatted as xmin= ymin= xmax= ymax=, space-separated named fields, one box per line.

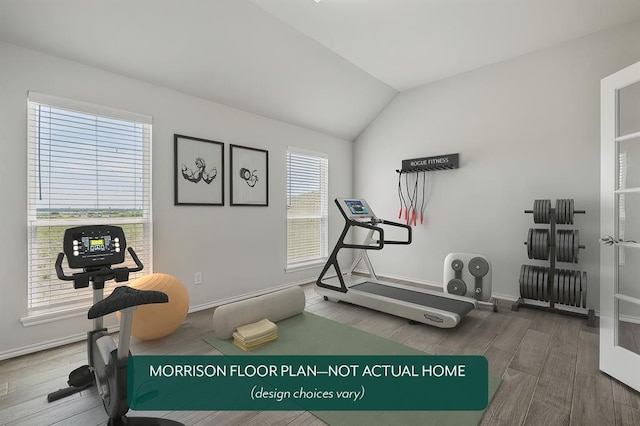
xmin=582 ymin=272 xmax=588 ymax=308
xmin=556 ymin=231 xmax=561 ymax=262
xmin=557 ymin=270 xmax=563 ymax=304
xmin=533 ymin=200 xmax=539 ymax=223
xmin=574 ymin=230 xmax=579 ymax=263
xmin=543 ymin=230 xmax=549 ymax=260
xmin=537 ymin=267 xmax=543 ymax=301
xmin=538 ymin=230 xmax=543 ymax=260
xmin=530 ymin=267 xmax=536 ymax=300
xmin=544 ymin=199 xmax=550 ymax=223
xmin=544 ymin=269 xmax=549 ymax=302
xmin=519 ymin=265 xmax=526 ymax=298
xmin=576 ymin=271 xmax=581 ymax=308
xmin=469 ymin=257 xmax=489 ymax=277
xmin=553 ymin=271 xmax=558 ymax=304
xmin=564 ymin=199 xmax=569 ymax=225
xmin=558 ymin=230 xmax=564 ymax=262
xmin=576 ymin=271 xmax=582 ymax=308
xmin=563 ymin=230 xmax=569 ymax=262
xmin=560 ymin=270 xmax=566 ymax=305
xmin=538 ymin=200 xmax=544 ymax=223
xmin=575 ymin=270 xmax=581 ymax=307
xmin=447 ymin=278 xmax=467 ymax=296
xmin=534 ymin=267 xmax=540 ymax=300
xmin=527 ymin=228 xmax=533 ymax=259
xmin=534 ymin=230 xmax=539 ymax=260
xmin=556 ymin=270 xmax=561 ymax=304
xmin=527 ymin=266 xmax=534 ymax=300
xmin=569 ymin=270 xmax=575 ymax=307
xmin=524 ymin=265 xmax=530 ymax=299
xmin=559 ymin=199 xmax=564 ymax=224
xmin=568 ymin=231 xmax=574 ymax=264
xmin=555 ymin=199 xmax=560 ymax=224
xmin=564 ymin=270 xmax=569 ymax=305
xmin=570 ymin=199 xmax=574 ymax=225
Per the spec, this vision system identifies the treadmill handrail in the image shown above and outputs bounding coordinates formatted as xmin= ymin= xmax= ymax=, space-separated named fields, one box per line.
xmin=317 ymin=199 xmax=413 ymax=293
xmin=341 ymin=220 xmax=384 ymax=250
xmin=378 ymin=219 xmax=412 ymax=245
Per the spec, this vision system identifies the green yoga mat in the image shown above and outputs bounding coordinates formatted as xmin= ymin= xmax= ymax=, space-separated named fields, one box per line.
xmin=204 ymin=312 xmax=500 ymax=426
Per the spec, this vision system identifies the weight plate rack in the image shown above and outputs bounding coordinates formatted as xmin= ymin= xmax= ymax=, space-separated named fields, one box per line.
xmin=513 ymin=199 xmax=595 ymax=326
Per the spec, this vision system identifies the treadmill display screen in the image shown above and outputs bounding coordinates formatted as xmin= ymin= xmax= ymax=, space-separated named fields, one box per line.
xmin=345 ymin=200 xmax=369 ymax=215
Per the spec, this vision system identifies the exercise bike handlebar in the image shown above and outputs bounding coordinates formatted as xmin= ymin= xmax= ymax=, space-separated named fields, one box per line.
xmin=55 ymin=247 xmax=144 ymax=282
xmin=126 ymin=247 xmax=144 ymax=273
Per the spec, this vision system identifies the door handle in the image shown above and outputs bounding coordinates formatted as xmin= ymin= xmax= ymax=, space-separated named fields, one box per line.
xmin=600 ymin=236 xmax=637 ymax=245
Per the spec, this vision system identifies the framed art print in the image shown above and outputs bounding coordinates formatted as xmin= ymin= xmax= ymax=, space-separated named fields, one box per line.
xmin=174 ymin=134 xmax=224 ymax=206
xmin=230 ymin=144 xmax=268 ymax=206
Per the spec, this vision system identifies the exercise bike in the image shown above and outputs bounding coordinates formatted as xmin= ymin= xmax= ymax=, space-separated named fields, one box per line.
xmin=47 ymin=225 xmax=183 ymax=426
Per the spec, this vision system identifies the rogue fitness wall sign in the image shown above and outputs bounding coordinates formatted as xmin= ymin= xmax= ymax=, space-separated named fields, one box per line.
xmin=400 ymin=153 xmax=459 ymax=172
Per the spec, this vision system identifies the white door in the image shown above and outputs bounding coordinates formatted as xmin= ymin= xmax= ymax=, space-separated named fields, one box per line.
xmin=600 ymin=60 xmax=640 ymax=391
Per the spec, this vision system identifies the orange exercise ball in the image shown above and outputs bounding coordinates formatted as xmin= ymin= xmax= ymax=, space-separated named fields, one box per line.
xmin=117 ymin=273 xmax=189 ymax=340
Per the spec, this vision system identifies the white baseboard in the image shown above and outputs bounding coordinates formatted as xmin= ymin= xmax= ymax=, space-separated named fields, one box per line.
xmin=187 ymin=278 xmax=314 ymax=314
xmin=0 ymin=323 xmax=120 ymax=361
xmin=2 ymin=279 xmax=314 ymax=361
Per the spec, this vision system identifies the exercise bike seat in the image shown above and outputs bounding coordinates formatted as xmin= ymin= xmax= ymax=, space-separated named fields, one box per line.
xmin=88 ymin=285 xmax=168 ymax=319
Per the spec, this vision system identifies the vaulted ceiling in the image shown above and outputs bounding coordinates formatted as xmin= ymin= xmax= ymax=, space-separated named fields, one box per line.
xmin=1 ymin=0 xmax=640 ymax=141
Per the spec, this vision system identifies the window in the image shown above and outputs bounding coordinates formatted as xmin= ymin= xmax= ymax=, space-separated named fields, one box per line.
xmin=286 ymin=148 xmax=328 ymax=270
xmin=26 ymin=92 xmax=152 ymax=317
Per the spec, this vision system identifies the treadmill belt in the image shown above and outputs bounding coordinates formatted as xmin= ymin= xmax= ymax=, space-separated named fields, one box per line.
xmin=351 ymin=281 xmax=474 ymax=317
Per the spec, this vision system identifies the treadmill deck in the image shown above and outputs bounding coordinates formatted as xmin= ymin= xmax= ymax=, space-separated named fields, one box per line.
xmin=350 ymin=281 xmax=475 ymax=317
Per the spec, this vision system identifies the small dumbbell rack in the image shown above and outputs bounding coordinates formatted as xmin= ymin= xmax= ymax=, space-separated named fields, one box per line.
xmin=511 ymin=199 xmax=596 ymax=326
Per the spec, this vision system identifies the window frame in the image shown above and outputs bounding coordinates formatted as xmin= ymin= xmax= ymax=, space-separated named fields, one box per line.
xmin=23 ymin=92 xmax=153 ymax=325
xmin=285 ymin=147 xmax=329 ymax=272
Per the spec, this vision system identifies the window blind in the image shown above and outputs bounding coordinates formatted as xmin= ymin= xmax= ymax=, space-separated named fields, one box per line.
xmin=27 ymin=93 xmax=152 ymax=312
xmin=286 ymin=148 xmax=328 ymax=268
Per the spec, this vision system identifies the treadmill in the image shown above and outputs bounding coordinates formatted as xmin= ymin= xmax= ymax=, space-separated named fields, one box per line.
xmin=316 ymin=198 xmax=476 ymax=328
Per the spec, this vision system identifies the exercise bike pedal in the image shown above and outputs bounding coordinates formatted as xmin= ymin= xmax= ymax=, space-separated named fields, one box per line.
xmin=68 ymin=365 xmax=94 ymax=387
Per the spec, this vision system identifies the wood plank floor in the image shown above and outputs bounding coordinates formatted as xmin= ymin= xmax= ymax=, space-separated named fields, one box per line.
xmin=1 ymin=283 xmax=639 ymax=426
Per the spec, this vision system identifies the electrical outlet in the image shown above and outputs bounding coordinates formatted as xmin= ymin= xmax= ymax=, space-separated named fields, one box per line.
xmin=194 ymin=272 xmax=203 ymax=285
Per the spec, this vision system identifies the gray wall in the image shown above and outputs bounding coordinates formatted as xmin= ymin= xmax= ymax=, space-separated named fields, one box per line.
xmin=0 ymin=41 xmax=353 ymax=358
xmin=353 ymin=21 xmax=640 ymax=309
